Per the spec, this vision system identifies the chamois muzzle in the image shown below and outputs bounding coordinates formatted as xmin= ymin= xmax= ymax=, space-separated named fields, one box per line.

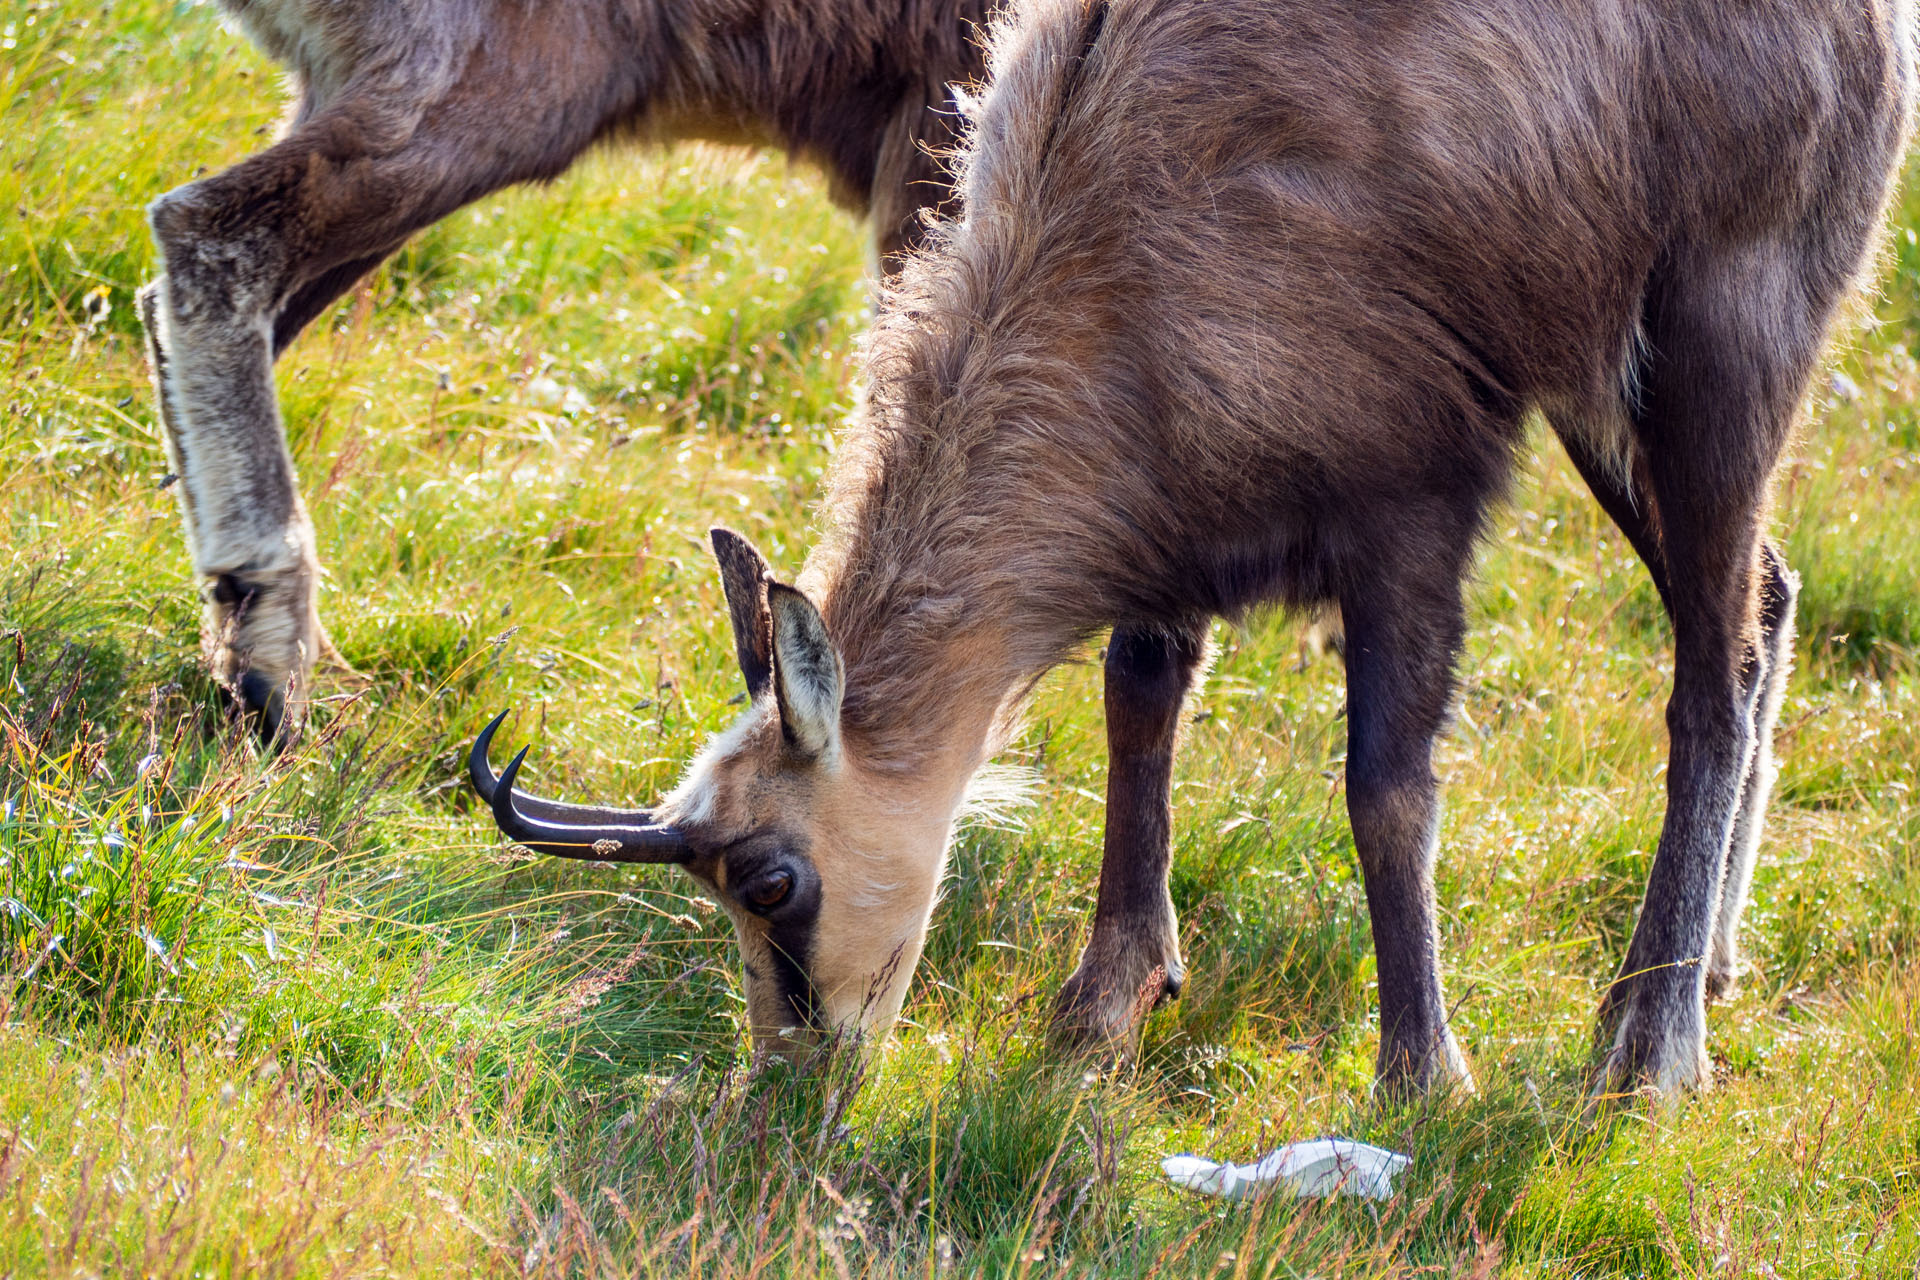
xmin=470 ymin=710 xmax=690 ymax=863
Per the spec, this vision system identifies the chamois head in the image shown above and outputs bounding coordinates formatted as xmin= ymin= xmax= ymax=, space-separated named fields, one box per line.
xmin=471 ymin=529 xmax=951 ymax=1054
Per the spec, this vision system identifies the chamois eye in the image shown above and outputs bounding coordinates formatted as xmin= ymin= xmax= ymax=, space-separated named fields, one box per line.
xmin=743 ymin=868 xmax=794 ymax=911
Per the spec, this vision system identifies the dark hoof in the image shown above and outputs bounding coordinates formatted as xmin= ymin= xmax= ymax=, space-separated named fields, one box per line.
xmin=199 ymin=560 xmax=322 ymax=749
xmin=229 ymin=669 xmax=292 ymax=748
xmin=1702 ymin=966 xmax=1736 ymax=1007
xmin=1372 ymin=1032 xmax=1475 ymax=1103
xmin=1587 ymin=986 xmax=1709 ymax=1110
xmin=1049 ymin=958 xmax=1182 ymax=1055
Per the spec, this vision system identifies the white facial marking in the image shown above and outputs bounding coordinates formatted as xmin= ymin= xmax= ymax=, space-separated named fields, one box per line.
xmin=662 ymin=703 xmax=763 ymax=825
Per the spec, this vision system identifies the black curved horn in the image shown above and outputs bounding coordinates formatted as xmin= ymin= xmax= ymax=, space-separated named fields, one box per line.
xmin=470 ymin=710 xmax=690 ymax=863
xmin=471 ymin=710 xmax=621 ymax=821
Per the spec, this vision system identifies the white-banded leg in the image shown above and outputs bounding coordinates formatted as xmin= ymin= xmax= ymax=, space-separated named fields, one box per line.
xmin=141 ymin=66 xmax=617 ymax=740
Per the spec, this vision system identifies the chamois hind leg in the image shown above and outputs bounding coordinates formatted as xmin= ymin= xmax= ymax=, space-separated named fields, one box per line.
xmin=1558 ymin=433 xmax=1798 ymax=1008
xmin=1342 ymin=543 xmax=1477 ymax=1097
xmin=141 ymin=72 xmax=611 ymax=743
xmin=1590 ymin=239 xmax=1832 ymax=1099
xmin=1708 ymin=542 xmax=1796 ymax=1004
xmin=1051 ymin=621 xmax=1209 ymax=1051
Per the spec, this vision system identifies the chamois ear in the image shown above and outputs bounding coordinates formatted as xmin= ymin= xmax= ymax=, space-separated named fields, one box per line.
xmin=768 ymin=582 xmax=843 ymax=761
xmin=711 ymin=528 xmax=774 ymax=701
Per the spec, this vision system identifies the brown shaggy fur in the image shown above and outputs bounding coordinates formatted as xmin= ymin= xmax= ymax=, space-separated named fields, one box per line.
xmin=597 ymin=0 xmax=1911 ymax=1095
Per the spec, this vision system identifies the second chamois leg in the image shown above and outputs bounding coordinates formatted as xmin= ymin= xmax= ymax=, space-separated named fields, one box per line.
xmin=1051 ymin=621 xmax=1209 ymax=1051
xmin=1342 ymin=547 xmax=1477 ymax=1096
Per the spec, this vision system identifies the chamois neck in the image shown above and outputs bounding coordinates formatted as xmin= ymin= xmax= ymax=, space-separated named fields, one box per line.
xmin=802 ymin=185 xmax=1149 ymax=776
xmin=810 ymin=538 xmax=1068 ymax=779
xmin=802 ymin=424 xmax=1115 ymax=776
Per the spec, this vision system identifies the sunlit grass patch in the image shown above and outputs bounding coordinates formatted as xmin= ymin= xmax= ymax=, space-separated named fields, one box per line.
xmin=0 ymin=1026 xmax=531 ymax=1277
xmin=2 ymin=0 xmax=1918 ymax=1273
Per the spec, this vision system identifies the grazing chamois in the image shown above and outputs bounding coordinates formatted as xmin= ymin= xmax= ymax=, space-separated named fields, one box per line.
xmin=139 ymin=0 xmax=993 ymax=742
xmin=477 ymin=0 xmax=1914 ymax=1097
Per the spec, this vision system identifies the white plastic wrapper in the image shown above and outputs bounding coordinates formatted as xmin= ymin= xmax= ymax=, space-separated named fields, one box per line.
xmin=1161 ymin=1138 xmax=1410 ymax=1201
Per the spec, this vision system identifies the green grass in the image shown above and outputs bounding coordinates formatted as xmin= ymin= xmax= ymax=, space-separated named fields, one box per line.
xmin=3 ymin=2 xmax=1919 ymax=1274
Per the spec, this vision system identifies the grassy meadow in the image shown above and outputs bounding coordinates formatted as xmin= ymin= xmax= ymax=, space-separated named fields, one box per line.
xmin=4 ymin=3 xmax=1919 ymax=1275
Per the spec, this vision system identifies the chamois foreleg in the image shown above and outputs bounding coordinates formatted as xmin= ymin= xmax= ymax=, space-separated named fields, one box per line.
xmin=141 ymin=83 xmax=607 ymax=742
xmin=1050 ymin=621 xmax=1208 ymax=1051
xmin=1342 ymin=546 xmax=1477 ymax=1096
xmin=1592 ymin=240 xmax=1825 ymax=1098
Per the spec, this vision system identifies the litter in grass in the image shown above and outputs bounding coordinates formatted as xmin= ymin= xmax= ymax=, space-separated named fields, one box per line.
xmin=1161 ymin=1138 xmax=1410 ymax=1201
